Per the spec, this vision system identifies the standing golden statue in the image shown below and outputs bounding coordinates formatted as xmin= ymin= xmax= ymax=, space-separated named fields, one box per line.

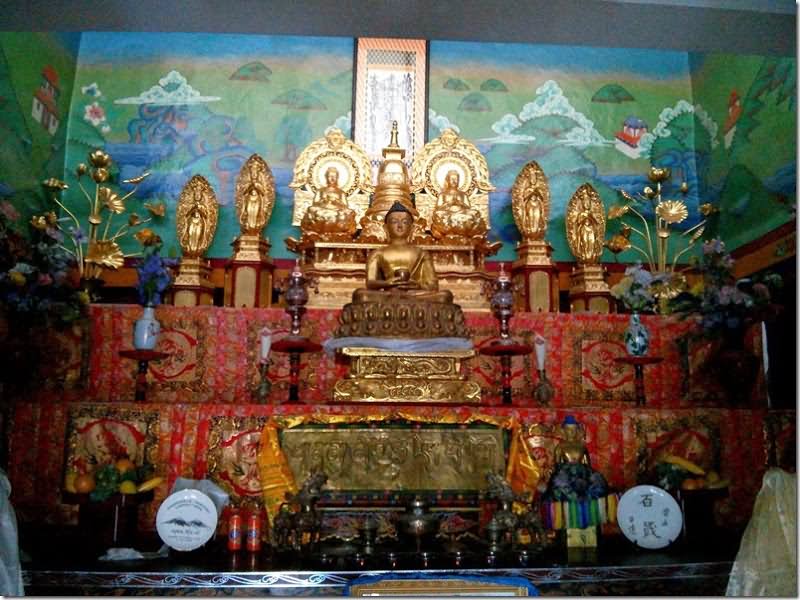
xmin=300 ymin=166 xmax=357 ymax=240
xmin=511 ymin=161 xmax=549 ymax=242
xmin=430 ymin=169 xmax=488 ymax=242
xmin=235 ymin=154 xmax=275 ymax=236
xmin=566 ymin=184 xmax=605 ymax=265
xmin=565 ymin=183 xmax=612 ymax=312
xmin=173 ymin=175 xmax=218 ymax=306
xmin=352 ymin=202 xmax=453 ymax=305
xmin=176 ymin=176 xmax=218 ymax=258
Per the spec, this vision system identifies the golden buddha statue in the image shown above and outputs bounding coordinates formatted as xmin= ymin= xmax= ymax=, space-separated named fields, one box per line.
xmin=300 ymin=166 xmax=357 ymax=240
xmin=553 ymin=418 xmax=591 ymax=466
xmin=235 ymin=155 xmax=275 ymax=236
xmin=544 ymin=416 xmax=609 ymax=502
xmin=359 ymin=121 xmax=427 ymax=243
xmin=430 ymin=169 xmax=488 ymax=242
xmin=352 ymin=202 xmax=452 ymax=305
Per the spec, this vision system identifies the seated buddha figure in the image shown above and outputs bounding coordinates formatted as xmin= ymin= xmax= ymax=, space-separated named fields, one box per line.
xmin=544 ymin=416 xmax=608 ymax=502
xmin=337 ymin=201 xmax=469 ymax=340
xmin=300 ymin=166 xmax=357 ymax=240
xmin=352 ymin=201 xmax=452 ymax=305
xmin=430 ymin=170 xmax=488 ymax=242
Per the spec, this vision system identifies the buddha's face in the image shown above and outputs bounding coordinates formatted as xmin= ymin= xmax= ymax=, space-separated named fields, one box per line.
xmin=445 ymin=170 xmax=460 ymax=189
xmin=385 ymin=211 xmax=413 ymax=240
xmin=325 ymin=168 xmax=339 ymax=186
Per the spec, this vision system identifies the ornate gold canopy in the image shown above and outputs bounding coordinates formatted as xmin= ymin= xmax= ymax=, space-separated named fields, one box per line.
xmin=235 ymin=154 xmax=275 ymax=236
xmin=289 ymin=128 xmax=374 ymax=230
xmin=410 ymin=128 xmax=494 ymax=232
xmin=566 ymin=183 xmax=606 ymax=265
xmin=176 ymin=175 xmax=218 ymax=258
xmin=511 ymin=161 xmax=550 ymax=242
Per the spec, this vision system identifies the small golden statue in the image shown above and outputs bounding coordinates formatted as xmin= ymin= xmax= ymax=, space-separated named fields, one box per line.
xmin=566 ymin=184 xmax=605 ymax=265
xmin=173 ymin=175 xmax=218 ymax=306
xmin=176 ymin=176 xmax=218 ymax=259
xmin=235 ymin=154 xmax=275 ymax=236
xmin=553 ymin=418 xmax=591 ymax=466
xmin=511 ymin=162 xmax=549 ymax=242
xmin=300 ymin=166 xmax=357 ymax=240
xmin=288 ymin=127 xmax=373 ymax=245
xmin=360 ymin=122 xmax=426 ymax=243
xmin=410 ymin=127 xmax=494 ymax=244
xmin=352 ymin=202 xmax=453 ymax=305
xmin=430 ymin=169 xmax=488 ymax=242
xmin=565 ymin=183 xmax=611 ymax=312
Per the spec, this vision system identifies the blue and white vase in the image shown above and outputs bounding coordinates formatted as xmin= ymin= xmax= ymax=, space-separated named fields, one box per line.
xmin=133 ymin=305 xmax=161 ymax=350
xmin=624 ymin=313 xmax=650 ymax=356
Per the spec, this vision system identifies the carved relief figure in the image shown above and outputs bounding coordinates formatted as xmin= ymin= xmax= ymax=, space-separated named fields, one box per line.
xmin=176 ymin=175 xmax=218 ymax=258
xmin=300 ymin=166 xmax=357 ymax=239
xmin=430 ymin=169 xmax=488 ymax=242
xmin=235 ymin=154 xmax=275 ymax=235
xmin=566 ymin=184 xmax=605 ymax=264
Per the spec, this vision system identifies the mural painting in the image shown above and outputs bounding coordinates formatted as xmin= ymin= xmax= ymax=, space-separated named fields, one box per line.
xmin=65 ymin=32 xmax=354 ymax=259
xmin=428 ymin=41 xmax=795 ymax=261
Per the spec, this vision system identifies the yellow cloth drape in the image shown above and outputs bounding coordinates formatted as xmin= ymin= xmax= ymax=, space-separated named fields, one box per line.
xmin=257 ymin=410 xmax=541 ymax=525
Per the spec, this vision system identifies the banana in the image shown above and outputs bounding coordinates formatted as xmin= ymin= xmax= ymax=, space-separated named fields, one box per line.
xmin=706 ymin=478 xmax=730 ymax=490
xmin=663 ymin=454 xmax=706 ymax=476
xmin=137 ymin=476 xmax=164 ymax=493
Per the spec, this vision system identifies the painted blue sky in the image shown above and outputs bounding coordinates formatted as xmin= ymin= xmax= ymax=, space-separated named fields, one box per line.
xmin=431 ymin=41 xmax=690 ymax=79
xmin=78 ymin=32 xmax=353 ymax=63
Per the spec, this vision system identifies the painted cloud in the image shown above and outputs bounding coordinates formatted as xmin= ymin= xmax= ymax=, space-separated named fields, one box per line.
xmin=114 ymin=70 xmax=221 ymax=105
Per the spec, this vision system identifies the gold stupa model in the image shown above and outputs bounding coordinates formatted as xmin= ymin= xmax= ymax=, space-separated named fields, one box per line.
xmin=286 ymin=123 xmax=500 ymax=310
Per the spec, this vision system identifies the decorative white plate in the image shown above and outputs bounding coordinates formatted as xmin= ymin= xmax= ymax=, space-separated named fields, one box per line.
xmin=156 ymin=489 xmax=218 ymax=551
xmin=617 ymin=485 xmax=683 ymax=549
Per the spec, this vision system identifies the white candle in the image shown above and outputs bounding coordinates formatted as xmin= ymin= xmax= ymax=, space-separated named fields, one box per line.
xmin=534 ymin=333 xmax=546 ymax=371
xmin=260 ymin=328 xmax=272 ymax=362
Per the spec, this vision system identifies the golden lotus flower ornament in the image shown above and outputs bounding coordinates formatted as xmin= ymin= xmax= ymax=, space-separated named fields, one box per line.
xmin=608 ymin=205 xmax=630 ymax=220
xmin=42 ymin=147 xmax=165 ymax=283
xmin=698 ymin=203 xmax=718 ymax=217
xmin=656 ymin=200 xmax=689 ymax=224
xmin=648 ymin=166 xmax=671 ymax=183
xmin=144 ymin=202 xmax=166 ymax=217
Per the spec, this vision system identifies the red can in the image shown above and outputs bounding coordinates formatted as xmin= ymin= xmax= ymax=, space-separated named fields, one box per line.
xmin=246 ymin=511 xmax=262 ymax=552
xmin=228 ymin=511 xmax=243 ymax=552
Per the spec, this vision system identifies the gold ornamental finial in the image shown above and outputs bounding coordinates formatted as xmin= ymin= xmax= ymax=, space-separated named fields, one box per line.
xmin=382 ymin=121 xmax=405 ymax=161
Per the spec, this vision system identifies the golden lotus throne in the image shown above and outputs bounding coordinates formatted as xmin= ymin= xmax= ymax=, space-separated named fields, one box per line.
xmin=286 ymin=125 xmax=501 ymax=310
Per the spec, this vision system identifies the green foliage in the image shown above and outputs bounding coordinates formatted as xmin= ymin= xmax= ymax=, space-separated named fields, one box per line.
xmin=480 ymin=78 xmax=508 ymax=92
xmin=591 ymin=83 xmax=635 ymax=103
xmin=271 ymin=89 xmax=326 ymax=110
xmin=457 ymin=92 xmax=491 ymax=112
xmin=229 ymin=61 xmax=272 ymax=82
xmin=443 ymin=77 xmax=469 ymax=91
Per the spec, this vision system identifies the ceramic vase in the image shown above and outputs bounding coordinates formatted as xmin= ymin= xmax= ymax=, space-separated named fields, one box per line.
xmin=624 ymin=313 xmax=650 ymax=356
xmin=133 ymin=305 xmax=160 ymax=350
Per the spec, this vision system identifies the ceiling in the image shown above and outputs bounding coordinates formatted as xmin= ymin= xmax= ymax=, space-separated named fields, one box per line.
xmin=2 ymin=0 xmax=796 ymax=55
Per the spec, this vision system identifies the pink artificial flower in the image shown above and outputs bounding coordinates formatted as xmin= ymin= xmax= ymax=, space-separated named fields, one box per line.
xmin=0 ymin=200 xmax=20 ymax=221
xmin=83 ymin=102 xmax=106 ymax=127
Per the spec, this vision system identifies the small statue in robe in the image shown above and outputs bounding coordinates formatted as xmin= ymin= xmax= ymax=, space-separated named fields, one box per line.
xmin=240 ymin=161 xmax=267 ymax=233
xmin=181 ymin=205 xmax=206 ymax=257
xmin=300 ymin=166 xmax=357 ymax=239
xmin=352 ymin=201 xmax=453 ymax=305
xmin=430 ymin=170 xmax=488 ymax=242
xmin=544 ymin=415 xmax=608 ymax=502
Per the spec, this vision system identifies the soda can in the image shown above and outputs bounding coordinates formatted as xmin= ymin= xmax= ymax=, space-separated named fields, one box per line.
xmin=246 ymin=511 xmax=262 ymax=552
xmin=228 ymin=511 xmax=243 ymax=552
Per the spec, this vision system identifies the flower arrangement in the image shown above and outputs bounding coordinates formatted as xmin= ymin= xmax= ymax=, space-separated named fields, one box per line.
xmin=42 ymin=148 xmax=166 ymax=284
xmin=668 ymin=238 xmax=782 ymax=337
xmin=133 ymin=231 xmax=176 ymax=307
xmin=610 ymin=263 xmax=673 ymax=313
xmin=0 ymin=199 xmax=85 ymax=329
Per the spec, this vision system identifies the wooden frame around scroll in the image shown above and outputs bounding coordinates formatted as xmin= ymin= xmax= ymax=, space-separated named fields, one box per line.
xmin=354 ymin=37 xmax=428 ymax=165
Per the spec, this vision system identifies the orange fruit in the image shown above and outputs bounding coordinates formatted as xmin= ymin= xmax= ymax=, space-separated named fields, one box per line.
xmin=115 ymin=458 xmax=136 ymax=475
xmin=74 ymin=473 xmax=96 ymax=494
xmin=118 ymin=480 xmax=138 ymax=495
